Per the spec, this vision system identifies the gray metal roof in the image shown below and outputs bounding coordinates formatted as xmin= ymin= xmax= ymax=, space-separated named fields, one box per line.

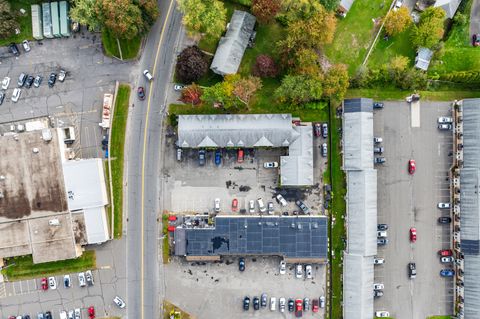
xmin=346 ymin=170 xmax=378 ymax=256
xmin=177 ymin=114 xmax=297 ymax=148
xmin=339 ymin=0 xmax=355 ymax=11
xmin=415 ymin=47 xmax=433 ymax=71
xmin=82 ymin=207 xmax=109 ymax=244
xmin=434 ymin=0 xmax=461 ymax=18
xmin=210 ymin=10 xmax=256 ymax=76
xmin=464 ymin=254 xmax=480 ymax=317
xmin=343 ymin=98 xmax=374 ymax=170
xmin=280 ymin=125 xmax=314 ymax=186
xmin=176 ymin=216 xmax=328 ymax=260
xmin=343 ymin=253 xmax=374 ymax=319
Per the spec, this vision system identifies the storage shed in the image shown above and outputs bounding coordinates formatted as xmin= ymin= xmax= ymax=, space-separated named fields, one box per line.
xmin=42 ymin=2 xmax=53 ymax=38
xmin=51 ymin=2 xmax=61 ymax=38
xmin=31 ymin=4 xmax=43 ymax=40
xmin=59 ymin=1 xmax=70 ymax=37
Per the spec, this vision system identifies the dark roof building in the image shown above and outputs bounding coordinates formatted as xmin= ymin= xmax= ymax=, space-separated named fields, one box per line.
xmin=174 ymin=216 xmax=328 ymax=263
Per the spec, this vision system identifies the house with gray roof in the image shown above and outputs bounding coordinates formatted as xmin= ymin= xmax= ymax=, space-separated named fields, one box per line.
xmin=338 ymin=0 xmax=356 ymax=16
xmin=415 ymin=47 xmax=434 ymax=71
xmin=434 ymin=0 xmax=461 ymax=19
xmin=210 ymin=10 xmax=256 ymax=76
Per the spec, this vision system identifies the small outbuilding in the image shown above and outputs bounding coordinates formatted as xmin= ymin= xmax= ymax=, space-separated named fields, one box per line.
xmin=338 ymin=0 xmax=356 ymax=16
xmin=414 ymin=47 xmax=433 ymax=71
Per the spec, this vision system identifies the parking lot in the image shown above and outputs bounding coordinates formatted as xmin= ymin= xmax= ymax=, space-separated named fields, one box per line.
xmin=373 ymin=100 xmax=454 ymax=318
xmin=164 ymin=256 xmax=326 ymax=318
xmin=0 ymin=29 xmax=134 ymax=158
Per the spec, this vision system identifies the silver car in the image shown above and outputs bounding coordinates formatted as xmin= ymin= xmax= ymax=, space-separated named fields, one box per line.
xmin=78 ymin=272 xmax=86 ymax=287
xmin=85 ymin=270 xmax=94 ymax=286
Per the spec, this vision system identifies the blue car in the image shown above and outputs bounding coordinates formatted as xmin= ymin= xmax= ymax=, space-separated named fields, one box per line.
xmin=440 ymin=269 xmax=455 ymax=277
xmin=215 ymin=150 xmax=222 ymax=166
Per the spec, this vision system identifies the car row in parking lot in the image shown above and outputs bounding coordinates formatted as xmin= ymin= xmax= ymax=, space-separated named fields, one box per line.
xmin=243 ymin=295 xmax=325 ymax=315
xmin=41 ymin=271 xmax=94 ymax=290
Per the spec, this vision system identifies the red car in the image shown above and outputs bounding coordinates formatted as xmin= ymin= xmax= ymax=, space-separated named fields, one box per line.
xmin=88 ymin=306 xmax=95 ymax=319
xmin=313 ymin=123 xmax=321 ymax=137
xmin=312 ymin=298 xmax=319 ymax=312
xmin=231 ymin=198 xmax=238 ymax=212
xmin=439 ymin=249 xmax=453 ymax=257
xmin=410 ymin=227 xmax=417 ymax=242
xmin=473 ymin=34 xmax=480 ymax=47
xmin=41 ymin=277 xmax=48 ymax=290
xmin=408 ymin=159 xmax=416 ymax=174
xmin=295 ymin=299 xmax=303 ymax=317
xmin=237 ymin=149 xmax=244 ymax=163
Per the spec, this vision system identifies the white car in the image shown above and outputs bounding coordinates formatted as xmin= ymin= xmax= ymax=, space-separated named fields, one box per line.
xmin=113 ymin=295 xmax=126 ymax=308
xmin=305 ymin=264 xmax=312 ymax=279
xmin=143 ymin=69 xmax=154 ymax=81
xmin=374 ymin=283 xmax=384 ymax=290
xmin=78 ymin=272 xmax=86 ymax=287
xmin=263 ymin=162 xmax=279 ymax=168
xmin=377 ymin=231 xmax=387 ymax=238
xmin=295 ymin=264 xmax=303 ymax=279
xmin=279 ymin=260 xmax=286 ymax=275
xmin=320 ymin=295 xmax=325 ymax=308
xmin=22 ymin=40 xmax=31 ymax=52
xmin=375 ymin=311 xmax=390 ymax=318
xmin=438 ymin=202 xmax=451 ymax=209
xmin=11 ymin=88 xmax=21 ymax=102
xmin=279 ymin=297 xmax=286 ymax=312
xmin=441 ymin=256 xmax=454 ymax=263
xmin=374 ymin=137 xmax=383 ymax=144
xmin=214 ymin=198 xmax=220 ymax=212
xmin=59 ymin=311 xmax=67 ymax=319
xmin=85 ymin=270 xmax=94 ymax=286
xmin=173 ymin=84 xmax=184 ymax=91
xmin=48 ymin=276 xmax=57 ymax=289
xmin=249 ymin=200 xmax=255 ymax=213
xmin=394 ymin=0 xmax=403 ymax=9
xmin=58 ymin=69 xmax=66 ymax=82
xmin=68 ymin=310 xmax=74 ymax=319
xmin=2 ymin=76 xmax=10 ymax=90
xmin=74 ymin=308 xmax=81 ymax=319
xmin=438 ymin=116 xmax=453 ymax=124
xmin=276 ymin=194 xmax=287 ymax=207
xmin=257 ymin=198 xmax=266 ymax=213
xmin=270 ymin=297 xmax=277 ymax=311
xmin=374 ymin=257 xmax=385 ymax=265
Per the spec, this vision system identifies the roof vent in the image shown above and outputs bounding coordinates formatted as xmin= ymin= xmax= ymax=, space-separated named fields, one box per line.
xmin=0 ymin=176 xmax=5 ymax=181
xmin=291 ymin=223 xmax=296 ymax=228
xmin=49 ymin=219 xmax=60 ymax=226
xmin=32 ymin=148 xmax=39 ymax=153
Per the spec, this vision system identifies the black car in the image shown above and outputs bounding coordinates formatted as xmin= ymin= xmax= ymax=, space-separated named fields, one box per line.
xmin=377 ymin=238 xmax=388 ymax=245
xmin=295 ymin=200 xmax=309 ymax=214
xmin=198 ymin=150 xmax=206 ymax=166
xmin=253 ymin=297 xmax=260 ymax=310
xmin=375 ymin=157 xmax=386 ymax=164
xmin=408 ymin=262 xmax=417 ymax=279
xmin=374 ymin=290 xmax=384 ymax=297
xmin=9 ymin=43 xmax=20 ymax=56
xmin=23 ymin=315 xmax=31 ymax=319
xmin=48 ymin=73 xmax=57 ymax=88
xmin=438 ymin=217 xmax=452 ymax=224
xmin=0 ymin=92 xmax=4 ymax=105
xmin=374 ymin=146 xmax=384 ymax=154
xmin=373 ymin=102 xmax=384 ymax=109
xmin=243 ymin=296 xmax=250 ymax=311
xmin=25 ymin=75 xmax=34 ymax=88
xmin=288 ymin=299 xmax=295 ymax=312
xmin=239 ymin=257 xmax=245 ymax=271
xmin=45 ymin=312 xmax=52 ymax=319
xmin=377 ymin=224 xmax=388 ymax=231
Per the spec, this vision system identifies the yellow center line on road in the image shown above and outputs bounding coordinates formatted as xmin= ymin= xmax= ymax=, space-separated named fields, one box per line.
xmin=140 ymin=1 xmax=175 ymax=319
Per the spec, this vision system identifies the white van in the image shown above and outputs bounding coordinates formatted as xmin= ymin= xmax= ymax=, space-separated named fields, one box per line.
xmin=270 ymin=297 xmax=277 ymax=311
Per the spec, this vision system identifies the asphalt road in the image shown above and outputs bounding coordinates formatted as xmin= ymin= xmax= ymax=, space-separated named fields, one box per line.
xmin=470 ymin=0 xmax=480 ymax=37
xmin=373 ymin=101 xmax=454 ymax=318
xmin=125 ymin=1 xmax=183 ymax=319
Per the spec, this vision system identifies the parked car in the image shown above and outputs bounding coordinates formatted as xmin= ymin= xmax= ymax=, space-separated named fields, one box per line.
xmin=279 ymin=297 xmax=285 ymax=312
xmin=48 ymin=277 xmax=56 ymax=289
xmin=231 ymin=198 xmax=238 ymax=212
xmin=374 ymin=290 xmax=384 ymax=297
xmin=242 ymin=296 xmax=250 ymax=311
xmin=295 ymin=264 xmax=303 ymax=279
xmin=85 ymin=270 xmax=94 ymax=286
xmin=257 ymin=198 xmax=266 ymax=213
xmin=279 ymin=260 xmax=286 ymax=275
xmin=288 ymin=299 xmax=294 ymax=312
xmin=408 ymin=159 xmax=416 ymax=174
xmin=263 ymin=161 xmax=278 ymax=168
xmin=295 ymin=299 xmax=303 ymax=317
xmin=74 ymin=309 xmax=80 ymax=319
xmin=321 ymin=143 xmax=328 ymax=157
xmin=58 ymin=70 xmax=66 ymax=82
xmin=88 ymin=306 xmax=95 ymax=319
xmin=441 ymin=256 xmax=454 ymax=263
xmin=374 ymin=146 xmax=384 ymax=154
xmin=438 ymin=123 xmax=452 ymax=130
xmin=473 ymin=33 xmax=480 ymax=46
xmin=113 ymin=296 xmax=126 ymax=308
xmin=2 ymin=76 xmax=10 ymax=90
xmin=377 ymin=230 xmax=387 ymax=238
xmin=9 ymin=43 xmax=20 ymax=56
xmin=64 ymin=275 xmax=71 ymax=288
xmin=438 ymin=202 xmax=451 ymax=209
xmin=78 ymin=272 xmax=87 ymax=287
xmin=408 ymin=262 xmax=417 ymax=279
xmin=374 ymin=283 xmax=384 ymax=290
xmin=375 ymin=311 xmax=390 ymax=318
xmin=373 ymin=101 xmax=384 ymax=109
xmin=305 ymin=264 xmax=312 ymax=279
xmin=59 ymin=311 xmax=67 ymax=319
xmin=38 ymin=313 xmax=45 ymax=319
xmin=198 ymin=150 xmax=206 ymax=166
xmin=249 ymin=200 xmax=255 ymax=213
xmin=276 ymin=194 xmax=288 ymax=207
xmin=374 ymin=257 xmax=385 ymax=265
xmin=312 ymin=299 xmax=319 ymax=312
xmin=321 ymin=123 xmax=328 ymax=138
xmin=261 ymin=293 xmax=267 ymax=308
xmin=176 ymin=148 xmax=182 ymax=161
xmin=214 ymin=149 xmax=221 ymax=166
xmin=0 ymin=92 xmax=4 ymax=105
xmin=319 ymin=296 xmax=325 ymax=308
xmin=22 ymin=40 xmax=31 ymax=52
xmin=313 ymin=123 xmax=321 ymax=137
xmin=214 ymin=198 xmax=220 ymax=212
xmin=375 ymin=157 xmax=386 ymax=164
xmin=267 ymin=201 xmax=274 ymax=214
xmin=295 ymin=200 xmax=309 ymax=214
xmin=173 ymin=84 xmax=184 ymax=91
xmin=438 ymin=216 xmax=452 ymax=224
xmin=45 ymin=312 xmax=52 ymax=319
xmin=410 ymin=227 xmax=417 ymax=242
xmin=239 ymin=257 xmax=245 ymax=271
xmin=438 ymin=116 xmax=453 ymax=124
xmin=440 ymin=269 xmax=455 ymax=277
xmin=48 ymin=73 xmax=57 ymax=87
xmin=374 ymin=137 xmax=383 ymax=143
xmin=377 ymin=238 xmax=388 ymax=245
xmin=68 ymin=310 xmax=74 ymax=319
xmin=377 ymin=224 xmax=388 ymax=230
xmin=237 ymin=149 xmax=244 ymax=163
xmin=394 ymin=0 xmax=403 ymax=9
xmin=303 ymin=298 xmax=310 ymax=311
xmin=439 ymin=249 xmax=453 ymax=256
xmin=33 ymin=75 xmax=43 ymax=88
xmin=270 ymin=297 xmax=277 ymax=311
xmin=253 ymin=296 xmax=260 ymax=310
xmin=25 ymin=75 xmax=34 ymax=88
xmin=41 ymin=277 xmax=48 ymax=290
xmin=137 ymin=87 xmax=145 ymax=100
xmin=11 ymin=88 xmax=21 ymax=102
xmin=143 ymin=69 xmax=153 ymax=81
xmin=18 ymin=73 xmax=27 ymax=87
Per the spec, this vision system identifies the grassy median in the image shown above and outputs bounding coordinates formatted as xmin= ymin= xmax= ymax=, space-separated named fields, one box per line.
xmin=163 ymin=300 xmax=191 ymax=319
xmin=1 ymin=250 xmax=96 ymax=281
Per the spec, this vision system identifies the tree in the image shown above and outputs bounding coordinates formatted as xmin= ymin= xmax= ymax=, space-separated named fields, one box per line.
xmin=70 ymin=0 xmax=102 ymax=31
xmin=322 ymin=64 xmax=349 ymax=100
xmin=388 ymin=55 xmax=409 ymax=82
xmin=233 ymin=76 xmax=263 ymax=106
xmin=293 ymin=48 xmax=321 ymax=76
xmin=176 ymin=46 xmax=209 ymax=84
xmin=384 ymin=6 xmax=412 ymax=36
xmin=137 ymin=0 xmax=159 ymax=32
xmin=0 ymin=0 xmax=19 ymax=39
xmin=97 ymin=0 xmax=143 ymax=39
xmin=202 ymin=74 xmax=240 ymax=109
xmin=319 ymin=0 xmax=340 ymax=11
xmin=274 ymin=74 xmax=323 ymax=105
xmin=252 ymin=54 xmax=279 ymax=78
xmin=411 ymin=7 xmax=445 ymax=49
xmin=279 ymin=0 xmax=324 ymax=24
xmin=179 ymin=84 xmax=203 ymax=105
xmin=251 ymin=0 xmax=281 ymax=24
xmin=177 ymin=0 xmax=227 ymax=39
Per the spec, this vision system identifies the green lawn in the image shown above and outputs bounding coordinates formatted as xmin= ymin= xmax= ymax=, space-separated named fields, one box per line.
xmin=162 ymin=214 xmax=170 ymax=264
xmin=323 ymin=0 xmax=390 ymax=74
xmin=109 ymin=84 xmax=131 ymax=238
xmin=102 ymin=30 xmax=142 ymax=60
xmin=0 ymin=0 xmax=41 ymax=46
xmin=1 ymin=251 xmax=96 ymax=281
xmin=346 ymin=88 xmax=480 ymax=100
xmin=368 ymin=27 xmax=416 ymax=68
xmin=427 ymin=316 xmax=453 ymax=319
